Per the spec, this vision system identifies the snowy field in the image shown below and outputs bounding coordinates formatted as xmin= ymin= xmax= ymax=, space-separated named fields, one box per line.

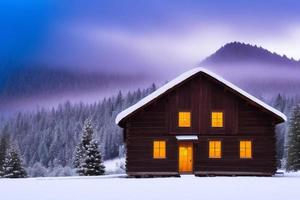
xmin=1 ymin=173 xmax=300 ymax=200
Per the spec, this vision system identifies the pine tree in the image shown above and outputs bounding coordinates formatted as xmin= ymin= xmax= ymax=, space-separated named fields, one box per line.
xmin=72 ymin=145 xmax=85 ymax=169
xmin=73 ymin=119 xmax=93 ymax=171
xmin=273 ymin=94 xmax=287 ymax=168
xmin=0 ymin=134 xmax=9 ymax=177
xmin=81 ymin=140 xmax=105 ymax=176
xmin=286 ymin=104 xmax=300 ymax=171
xmin=74 ymin=119 xmax=105 ymax=176
xmin=4 ymin=144 xmax=27 ymax=178
xmin=150 ymin=83 xmax=156 ymax=92
xmin=115 ymin=91 xmax=124 ymax=110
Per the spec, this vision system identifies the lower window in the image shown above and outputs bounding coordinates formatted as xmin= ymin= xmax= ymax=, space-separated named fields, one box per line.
xmin=153 ymin=140 xmax=166 ymax=159
xmin=209 ymin=140 xmax=222 ymax=158
xmin=240 ymin=140 xmax=252 ymax=159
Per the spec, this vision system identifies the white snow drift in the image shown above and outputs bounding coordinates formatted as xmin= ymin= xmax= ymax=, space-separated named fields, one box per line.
xmin=1 ymin=173 xmax=300 ymax=200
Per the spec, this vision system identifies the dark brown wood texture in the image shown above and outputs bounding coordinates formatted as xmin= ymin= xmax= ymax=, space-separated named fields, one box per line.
xmin=124 ymin=73 xmax=279 ymax=175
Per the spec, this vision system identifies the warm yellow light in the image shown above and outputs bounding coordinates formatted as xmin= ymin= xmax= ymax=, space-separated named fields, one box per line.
xmin=178 ymin=112 xmax=191 ymax=127
xmin=209 ymin=140 xmax=221 ymax=158
xmin=240 ymin=141 xmax=252 ymax=158
xmin=153 ymin=140 xmax=166 ymax=159
xmin=211 ymin=112 xmax=223 ymax=127
xmin=179 ymin=144 xmax=193 ymax=172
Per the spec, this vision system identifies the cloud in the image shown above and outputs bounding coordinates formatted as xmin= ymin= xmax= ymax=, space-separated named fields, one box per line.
xmin=31 ymin=0 xmax=300 ymax=76
xmin=69 ymin=24 xmax=235 ymax=74
xmin=254 ymin=25 xmax=300 ymax=60
xmin=65 ymin=22 xmax=300 ymax=74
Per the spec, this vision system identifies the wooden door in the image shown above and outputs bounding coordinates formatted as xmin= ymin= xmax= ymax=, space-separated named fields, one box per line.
xmin=178 ymin=142 xmax=193 ymax=173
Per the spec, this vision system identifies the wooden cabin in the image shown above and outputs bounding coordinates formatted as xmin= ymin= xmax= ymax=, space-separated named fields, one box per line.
xmin=115 ymin=68 xmax=286 ymax=177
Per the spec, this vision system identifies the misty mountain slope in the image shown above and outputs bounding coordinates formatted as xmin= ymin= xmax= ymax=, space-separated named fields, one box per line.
xmin=0 ymin=66 xmax=151 ymax=113
xmin=201 ymin=42 xmax=300 ymax=97
xmin=0 ymin=67 xmax=146 ymax=98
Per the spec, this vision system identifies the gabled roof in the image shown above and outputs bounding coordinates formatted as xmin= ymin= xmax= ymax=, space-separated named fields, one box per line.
xmin=115 ymin=67 xmax=287 ymax=125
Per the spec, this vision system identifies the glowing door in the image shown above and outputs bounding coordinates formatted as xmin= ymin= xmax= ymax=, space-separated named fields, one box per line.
xmin=179 ymin=143 xmax=193 ymax=173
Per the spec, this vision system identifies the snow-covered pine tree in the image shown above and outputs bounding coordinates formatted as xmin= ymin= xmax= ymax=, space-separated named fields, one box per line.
xmin=273 ymin=94 xmax=288 ymax=168
xmin=75 ymin=119 xmax=105 ymax=176
xmin=0 ymin=134 xmax=10 ymax=177
xmin=81 ymin=119 xmax=93 ymax=147
xmin=3 ymin=144 xmax=27 ymax=178
xmin=73 ymin=119 xmax=93 ymax=172
xmin=72 ymin=145 xmax=85 ymax=169
xmin=82 ymin=140 xmax=105 ymax=176
xmin=286 ymin=104 xmax=300 ymax=171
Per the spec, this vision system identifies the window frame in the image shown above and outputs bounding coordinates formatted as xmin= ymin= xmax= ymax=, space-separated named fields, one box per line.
xmin=239 ymin=140 xmax=253 ymax=159
xmin=208 ymin=140 xmax=222 ymax=159
xmin=211 ymin=110 xmax=225 ymax=129
xmin=178 ymin=111 xmax=192 ymax=128
xmin=153 ymin=140 xmax=167 ymax=159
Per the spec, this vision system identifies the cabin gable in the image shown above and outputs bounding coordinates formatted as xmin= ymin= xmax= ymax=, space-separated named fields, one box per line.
xmin=125 ymin=72 xmax=276 ymax=135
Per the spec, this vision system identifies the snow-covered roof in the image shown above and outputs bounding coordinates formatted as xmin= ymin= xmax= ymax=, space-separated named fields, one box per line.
xmin=175 ymin=135 xmax=198 ymax=140
xmin=116 ymin=67 xmax=287 ymax=125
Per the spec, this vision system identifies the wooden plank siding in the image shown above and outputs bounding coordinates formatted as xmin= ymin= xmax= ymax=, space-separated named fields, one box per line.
xmin=124 ymin=73 xmax=278 ymax=176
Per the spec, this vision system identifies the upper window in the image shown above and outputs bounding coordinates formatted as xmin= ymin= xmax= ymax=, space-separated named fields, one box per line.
xmin=209 ymin=140 xmax=222 ymax=158
xmin=153 ymin=140 xmax=166 ymax=159
xmin=240 ymin=140 xmax=252 ymax=159
xmin=178 ymin=112 xmax=191 ymax=127
xmin=211 ymin=112 xmax=223 ymax=128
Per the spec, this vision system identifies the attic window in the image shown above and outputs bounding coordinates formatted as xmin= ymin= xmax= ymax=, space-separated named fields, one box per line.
xmin=153 ymin=140 xmax=166 ymax=159
xmin=211 ymin=112 xmax=223 ymax=128
xmin=178 ymin=112 xmax=191 ymax=127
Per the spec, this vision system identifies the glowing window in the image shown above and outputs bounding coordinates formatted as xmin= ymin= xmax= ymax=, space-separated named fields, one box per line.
xmin=240 ymin=141 xmax=252 ymax=159
xmin=209 ymin=140 xmax=221 ymax=158
xmin=211 ymin=112 xmax=223 ymax=128
xmin=153 ymin=140 xmax=166 ymax=159
xmin=178 ymin=112 xmax=191 ymax=127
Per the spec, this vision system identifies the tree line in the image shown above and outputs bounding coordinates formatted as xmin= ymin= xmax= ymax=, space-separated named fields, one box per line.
xmin=0 ymin=84 xmax=156 ymax=177
xmin=286 ymin=104 xmax=300 ymax=171
xmin=0 ymin=116 xmax=110 ymax=177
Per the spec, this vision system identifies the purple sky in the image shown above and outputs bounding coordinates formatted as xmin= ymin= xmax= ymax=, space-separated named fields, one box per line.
xmin=1 ymin=0 xmax=300 ymax=114
xmin=1 ymin=0 xmax=300 ymax=76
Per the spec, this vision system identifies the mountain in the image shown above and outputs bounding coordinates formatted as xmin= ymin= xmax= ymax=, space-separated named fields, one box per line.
xmin=201 ymin=42 xmax=300 ymax=98
xmin=203 ymin=42 xmax=300 ymax=66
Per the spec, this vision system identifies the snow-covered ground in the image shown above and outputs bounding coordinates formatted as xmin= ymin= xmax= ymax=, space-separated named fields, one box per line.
xmin=1 ymin=172 xmax=300 ymax=200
